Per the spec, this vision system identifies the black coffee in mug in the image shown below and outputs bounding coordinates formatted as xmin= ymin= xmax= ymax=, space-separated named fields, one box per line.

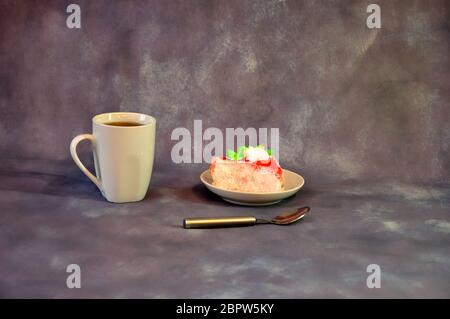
xmin=105 ymin=121 xmax=144 ymax=127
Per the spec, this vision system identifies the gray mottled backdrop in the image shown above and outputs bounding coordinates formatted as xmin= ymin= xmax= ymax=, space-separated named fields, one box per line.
xmin=1 ymin=0 xmax=449 ymax=180
xmin=1 ymin=0 xmax=450 ymax=299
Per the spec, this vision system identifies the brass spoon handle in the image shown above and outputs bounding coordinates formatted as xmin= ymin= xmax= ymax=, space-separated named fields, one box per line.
xmin=183 ymin=216 xmax=257 ymax=229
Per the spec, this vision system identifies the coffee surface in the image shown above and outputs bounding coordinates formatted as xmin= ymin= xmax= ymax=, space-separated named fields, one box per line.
xmin=105 ymin=121 xmax=144 ymax=127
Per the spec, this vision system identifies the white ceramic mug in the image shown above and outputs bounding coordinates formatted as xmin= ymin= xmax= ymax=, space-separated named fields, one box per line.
xmin=70 ymin=112 xmax=156 ymax=203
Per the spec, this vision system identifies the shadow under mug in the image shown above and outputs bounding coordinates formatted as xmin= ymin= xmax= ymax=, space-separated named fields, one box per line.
xmin=70 ymin=112 xmax=156 ymax=203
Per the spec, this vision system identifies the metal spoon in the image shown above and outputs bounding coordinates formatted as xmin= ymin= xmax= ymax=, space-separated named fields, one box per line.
xmin=183 ymin=206 xmax=310 ymax=229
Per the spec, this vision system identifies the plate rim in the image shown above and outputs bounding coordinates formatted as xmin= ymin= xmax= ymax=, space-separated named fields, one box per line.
xmin=200 ymin=168 xmax=305 ymax=196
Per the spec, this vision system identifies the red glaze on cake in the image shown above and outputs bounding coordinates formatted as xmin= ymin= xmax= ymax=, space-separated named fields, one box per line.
xmin=210 ymin=147 xmax=284 ymax=192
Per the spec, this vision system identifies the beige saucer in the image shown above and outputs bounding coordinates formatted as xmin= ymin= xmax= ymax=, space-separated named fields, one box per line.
xmin=200 ymin=169 xmax=305 ymax=206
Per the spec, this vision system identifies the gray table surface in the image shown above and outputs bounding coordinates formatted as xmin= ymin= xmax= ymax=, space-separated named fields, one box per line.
xmin=1 ymin=159 xmax=449 ymax=298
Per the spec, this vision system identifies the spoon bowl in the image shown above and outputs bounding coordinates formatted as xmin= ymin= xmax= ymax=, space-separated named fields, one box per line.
xmin=271 ymin=206 xmax=310 ymax=225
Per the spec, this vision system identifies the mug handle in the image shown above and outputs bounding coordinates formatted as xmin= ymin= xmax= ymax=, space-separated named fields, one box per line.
xmin=70 ymin=134 xmax=102 ymax=191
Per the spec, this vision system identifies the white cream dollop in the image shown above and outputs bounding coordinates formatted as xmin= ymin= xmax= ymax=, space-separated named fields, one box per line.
xmin=244 ymin=146 xmax=270 ymax=162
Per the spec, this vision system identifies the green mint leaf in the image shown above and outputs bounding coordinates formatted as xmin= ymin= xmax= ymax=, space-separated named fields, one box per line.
xmin=226 ymin=149 xmax=237 ymax=160
xmin=237 ymin=145 xmax=248 ymax=153
xmin=267 ymin=149 xmax=273 ymax=156
xmin=236 ymin=146 xmax=247 ymax=160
